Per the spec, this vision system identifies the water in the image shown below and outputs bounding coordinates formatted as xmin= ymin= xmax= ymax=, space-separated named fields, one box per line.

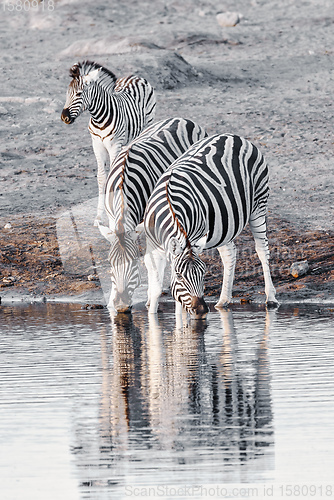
xmin=0 ymin=302 xmax=333 ymax=500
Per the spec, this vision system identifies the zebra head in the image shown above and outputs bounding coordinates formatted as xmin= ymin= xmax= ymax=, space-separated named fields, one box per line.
xmin=98 ymin=222 xmax=141 ymax=314
xmin=61 ymin=61 xmax=109 ymax=124
xmin=169 ymin=238 xmax=209 ymax=319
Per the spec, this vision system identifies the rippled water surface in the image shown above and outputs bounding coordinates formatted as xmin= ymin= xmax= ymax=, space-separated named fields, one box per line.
xmin=1 ymin=302 xmax=334 ymax=499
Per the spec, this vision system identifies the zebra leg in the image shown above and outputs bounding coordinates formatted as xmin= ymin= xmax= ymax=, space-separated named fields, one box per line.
xmin=175 ymin=301 xmax=189 ymax=329
xmin=215 ymin=241 xmax=237 ymax=309
xmin=144 ymin=244 xmax=166 ymax=314
xmin=249 ymin=212 xmax=278 ymax=307
xmin=175 ymin=301 xmax=183 ymax=316
xmin=107 ymin=284 xmax=117 ymax=314
xmin=92 ymin=137 xmax=110 ymax=226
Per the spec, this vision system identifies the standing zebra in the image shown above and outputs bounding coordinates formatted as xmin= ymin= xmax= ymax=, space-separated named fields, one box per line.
xmin=61 ymin=60 xmax=156 ymax=225
xmin=144 ymin=134 xmax=278 ymax=318
xmin=97 ymin=117 xmax=207 ymax=313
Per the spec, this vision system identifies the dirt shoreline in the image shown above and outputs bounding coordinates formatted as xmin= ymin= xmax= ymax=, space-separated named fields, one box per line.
xmin=1 ymin=213 xmax=333 ymax=308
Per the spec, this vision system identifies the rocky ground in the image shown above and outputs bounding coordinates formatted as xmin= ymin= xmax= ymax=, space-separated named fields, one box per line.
xmin=0 ymin=0 xmax=333 ymax=306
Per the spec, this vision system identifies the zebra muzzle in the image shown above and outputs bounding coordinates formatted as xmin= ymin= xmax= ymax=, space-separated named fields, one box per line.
xmin=113 ymin=290 xmax=132 ymax=314
xmin=116 ymin=305 xmax=132 ymax=314
xmin=61 ymin=108 xmax=73 ymax=124
xmin=189 ymin=296 xmax=209 ymax=319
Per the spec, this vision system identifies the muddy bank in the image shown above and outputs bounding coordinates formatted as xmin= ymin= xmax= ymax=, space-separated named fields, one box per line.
xmin=1 ymin=213 xmax=333 ymax=307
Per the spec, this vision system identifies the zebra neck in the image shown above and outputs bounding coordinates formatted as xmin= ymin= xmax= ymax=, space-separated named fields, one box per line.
xmin=88 ymin=84 xmax=115 ymax=126
xmin=165 ymin=179 xmax=191 ymax=243
xmin=112 ymin=190 xmax=138 ymax=233
xmin=107 ymin=160 xmax=144 ymax=229
xmin=161 ymin=204 xmax=191 ymax=254
xmin=166 ymin=173 xmax=208 ymax=245
xmin=96 ymin=72 xmax=117 ymax=93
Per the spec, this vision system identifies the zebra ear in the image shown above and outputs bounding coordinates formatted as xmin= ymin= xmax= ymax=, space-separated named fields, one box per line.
xmin=168 ymin=237 xmax=183 ymax=257
xmin=83 ymin=67 xmax=101 ymax=85
xmin=193 ymin=233 xmax=208 ymax=254
xmin=135 ymin=222 xmax=144 ymax=234
xmin=128 ymin=222 xmax=144 ymax=241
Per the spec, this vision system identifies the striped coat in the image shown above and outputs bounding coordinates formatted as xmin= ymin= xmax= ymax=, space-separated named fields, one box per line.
xmin=61 ymin=60 xmax=156 ymax=225
xmin=144 ymin=134 xmax=278 ymax=317
xmin=97 ymin=117 xmax=207 ymax=312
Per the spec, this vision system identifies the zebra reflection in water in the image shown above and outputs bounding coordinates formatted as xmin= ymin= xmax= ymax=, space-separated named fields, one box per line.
xmin=72 ymin=309 xmax=275 ymax=486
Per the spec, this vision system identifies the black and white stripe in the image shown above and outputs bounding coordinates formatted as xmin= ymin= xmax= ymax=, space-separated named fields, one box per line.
xmin=105 ymin=232 xmax=142 ymax=313
xmin=61 ymin=60 xmax=156 ymax=224
xmin=97 ymin=117 xmax=207 ymax=312
xmin=144 ymin=133 xmax=278 ymax=318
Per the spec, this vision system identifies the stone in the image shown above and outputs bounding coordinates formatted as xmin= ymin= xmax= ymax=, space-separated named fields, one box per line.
xmin=216 ymin=12 xmax=241 ymax=27
xmin=81 ymin=303 xmax=104 ymax=310
xmin=289 ymin=260 xmax=309 ymax=278
xmin=87 ymin=274 xmax=99 ymax=281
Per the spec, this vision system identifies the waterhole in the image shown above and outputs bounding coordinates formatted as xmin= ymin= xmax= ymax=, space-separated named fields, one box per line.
xmin=1 ymin=302 xmax=333 ymax=499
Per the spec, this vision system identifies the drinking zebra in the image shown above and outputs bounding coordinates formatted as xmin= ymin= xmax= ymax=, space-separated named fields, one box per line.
xmin=144 ymin=133 xmax=278 ymax=318
xmin=61 ymin=60 xmax=156 ymax=225
xmin=97 ymin=117 xmax=207 ymax=313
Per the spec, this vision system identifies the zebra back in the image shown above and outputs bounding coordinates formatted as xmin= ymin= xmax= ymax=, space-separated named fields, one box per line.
xmin=104 ymin=117 xmax=208 ymax=232
xmin=144 ymin=134 xmax=269 ymax=251
xmin=114 ymin=75 xmax=156 ymax=141
xmin=88 ymin=73 xmax=156 ymax=146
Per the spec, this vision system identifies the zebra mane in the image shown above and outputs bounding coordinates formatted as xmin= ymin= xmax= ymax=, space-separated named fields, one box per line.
xmin=115 ymin=150 xmax=130 ymax=233
xmin=69 ymin=60 xmax=117 ymax=86
xmin=165 ymin=181 xmax=192 ymax=251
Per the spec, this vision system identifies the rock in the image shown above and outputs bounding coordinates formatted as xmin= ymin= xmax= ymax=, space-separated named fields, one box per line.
xmin=4 ymin=222 xmax=12 ymax=229
xmin=216 ymin=12 xmax=241 ymax=27
xmin=1 ymin=276 xmax=17 ymax=287
xmin=2 ymin=276 xmax=16 ymax=283
xmin=289 ymin=260 xmax=309 ymax=278
xmin=81 ymin=303 xmax=104 ymax=310
xmin=87 ymin=274 xmax=99 ymax=281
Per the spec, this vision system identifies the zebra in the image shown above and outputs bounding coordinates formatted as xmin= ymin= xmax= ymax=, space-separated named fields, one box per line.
xmin=97 ymin=117 xmax=207 ymax=313
xmin=61 ymin=60 xmax=156 ymax=225
xmin=144 ymin=133 xmax=278 ymax=318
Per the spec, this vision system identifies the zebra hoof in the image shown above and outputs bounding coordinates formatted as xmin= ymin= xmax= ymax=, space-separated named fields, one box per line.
xmin=94 ymin=219 xmax=101 ymax=227
xmin=266 ymin=300 xmax=279 ymax=309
